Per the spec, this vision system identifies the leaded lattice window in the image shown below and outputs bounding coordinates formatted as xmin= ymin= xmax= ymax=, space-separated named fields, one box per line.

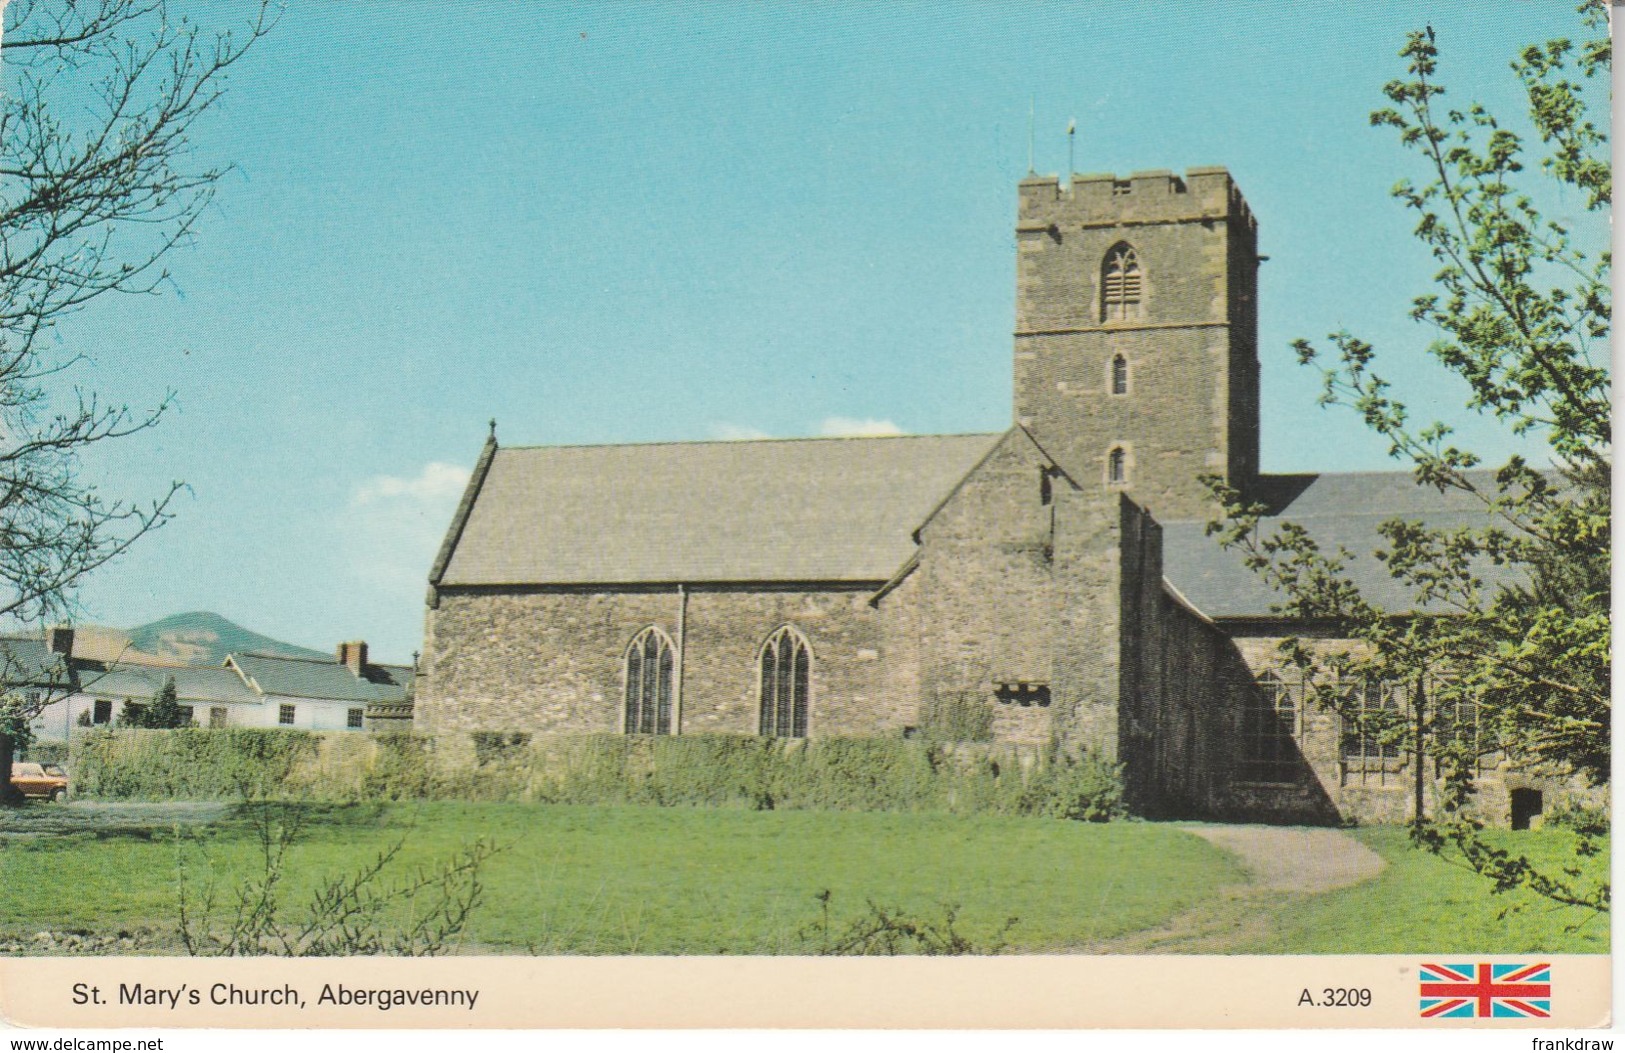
xmin=1238 ymin=672 xmax=1298 ymax=783
xmin=759 ymin=626 xmax=810 ymax=737
xmin=624 ymin=627 xmax=675 ymax=735
xmin=1435 ymin=692 xmax=1498 ymax=772
xmin=1338 ymin=679 xmax=1404 ymax=762
xmin=1102 ymin=244 xmax=1142 ymax=322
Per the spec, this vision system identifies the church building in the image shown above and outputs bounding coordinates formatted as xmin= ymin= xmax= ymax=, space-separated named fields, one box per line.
xmin=413 ymin=167 xmax=1548 ymax=827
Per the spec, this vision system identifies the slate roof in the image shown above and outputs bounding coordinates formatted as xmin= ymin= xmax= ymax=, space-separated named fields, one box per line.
xmin=228 ymin=652 xmax=414 ymax=703
xmin=75 ymin=663 xmax=261 ymax=705
xmin=437 ymin=433 xmax=1006 ymax=586
xmin=0 ymin=637 xmax=71 ymax=687
xmin=1162 ymin=471 xmax=1525 ymax=619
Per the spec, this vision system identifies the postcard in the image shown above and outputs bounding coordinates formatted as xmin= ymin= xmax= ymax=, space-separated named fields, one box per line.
xmin=0 ymin=0 xmax=1610 ymax=1036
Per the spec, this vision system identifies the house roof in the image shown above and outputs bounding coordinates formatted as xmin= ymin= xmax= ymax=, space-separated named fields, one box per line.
xmin=75 ymin=663 xmax=262 ymax=706
xmin=436 ymin=433 xmax=1006 ymax=586
xmin=0 ymin=637 xmax=70 ymax=687
xmin=228 ymin=652 xmax=414 ymax=703
xmin=1162 ymin=471 xmax=1526 ymax=619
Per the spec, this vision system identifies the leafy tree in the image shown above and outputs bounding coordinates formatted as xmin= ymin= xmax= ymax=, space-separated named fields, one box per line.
xmin=144 ymin=675 xmax=186 ymax=728
xmin=1207 ymin=3 xmax=1608 ymax=913
xmin=0 ymin=694 xmax=36 ymax=760
xmin=0 ymin=2 xmax=271 ymax=800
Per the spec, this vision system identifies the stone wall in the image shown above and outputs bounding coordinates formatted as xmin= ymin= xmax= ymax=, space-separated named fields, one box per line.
xmin=888 ymin=430 xmax=1129 ymax=754
xmin=893 ymin=430 xmax=1059 ymax=746
xmin=416 ymin=584 xmax=906 ymax=739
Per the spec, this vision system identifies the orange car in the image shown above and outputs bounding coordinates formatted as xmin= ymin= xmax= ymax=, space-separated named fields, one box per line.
xmin=10 ymin=762 xmax=68 ymax=802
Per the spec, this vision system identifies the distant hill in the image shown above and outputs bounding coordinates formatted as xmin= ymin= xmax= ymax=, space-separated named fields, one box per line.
xmin=124 ymin=612 xmax=327 ymax=666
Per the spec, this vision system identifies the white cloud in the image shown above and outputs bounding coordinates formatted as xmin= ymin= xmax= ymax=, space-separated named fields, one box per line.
xmin=709 ymin=422 xmax=773 ymax=441
xmin=351 ymin=461 xmax=471 ymax=507
xmin=339 ymin=461 xmax=472 ymax=597
xmin=819 ymin=416 xmax=905 ymax=438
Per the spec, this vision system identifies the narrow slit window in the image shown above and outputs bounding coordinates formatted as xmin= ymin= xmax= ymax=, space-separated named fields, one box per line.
xmin=1108 ymin=446 xmax=1127 ymax=484
xmin=1102 ymin=244 xmax=1142 ymax=322
xmin=1111 ymin=354 xmax=1129 ymax=395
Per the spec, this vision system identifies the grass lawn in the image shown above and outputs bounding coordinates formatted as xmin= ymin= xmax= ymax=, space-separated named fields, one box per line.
xmin=1225 ymin=826 xmax=1609 ymax=955
xmin=0 ymin=802 xmax=1245 ymax=953
xmin=0 ymin=804 xmax=1606 ymax=954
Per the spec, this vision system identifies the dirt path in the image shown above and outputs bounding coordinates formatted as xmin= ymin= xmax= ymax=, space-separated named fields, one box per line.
xmin=1084 ymin=823 xmax=1386 ymax=953
xmin=1182 ymin=825 xmax=1386 ymax=892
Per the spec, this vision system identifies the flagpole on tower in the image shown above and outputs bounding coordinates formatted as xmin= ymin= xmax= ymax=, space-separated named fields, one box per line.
xmin=1067 ymin=117 xmax=1076 ymax=181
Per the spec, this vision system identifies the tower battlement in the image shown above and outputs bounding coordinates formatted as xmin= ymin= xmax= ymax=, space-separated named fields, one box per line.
xmin=1017 ymin=166 xmax=1254 ymax=232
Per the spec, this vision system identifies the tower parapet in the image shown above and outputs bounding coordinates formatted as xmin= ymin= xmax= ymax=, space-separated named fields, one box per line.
xmin=1018 ymin=167 xmax=1254 ymax=235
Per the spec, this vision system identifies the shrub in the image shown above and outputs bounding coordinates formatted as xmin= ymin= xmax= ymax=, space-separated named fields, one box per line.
xmin=359 ymin=733 xmax=436 ymax=800
xmin=71 ymin=728 xmax=320 ymax=799
xmin=918 ymin=691 xmax=994 ymax=742
xmin=1544 ymin=802 xmax=1609 ymax=838
xmin=70 ymin=728 xmax=1126 ymax=823
xmin=471 ymin=732 xmax=530 ymax=767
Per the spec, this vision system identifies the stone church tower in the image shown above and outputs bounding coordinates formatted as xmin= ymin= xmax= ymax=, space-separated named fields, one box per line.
xmin=1012 ymin=167 xmax=1260 ymax=520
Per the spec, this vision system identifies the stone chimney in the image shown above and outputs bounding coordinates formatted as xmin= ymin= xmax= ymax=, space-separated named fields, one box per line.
xmin=47 ymin=624 xmax=74 ymax=658
xmin=337 ymin=641 xmax=368 ymax=675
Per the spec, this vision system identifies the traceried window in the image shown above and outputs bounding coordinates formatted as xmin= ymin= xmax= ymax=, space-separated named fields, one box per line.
xmin=1108 ymin=446 xmax=1127 ymax=485
xmin=1111 ymin=353 xmax=1129 ymax=395
xmin=1338 ymin=679 xmax=1404 ymax=762
xmin=1238 ymin=672 xmax=1298 ymax=783
xmin=758 ymin=626 xmax=810 ymax=738
xmin=1436 ymin=693 xmax=1496 ymax=772
xmin=624 ymin=627 xmax=675 ymax=735
xmin=1101 ymin=244 xmax=1142 ymax=322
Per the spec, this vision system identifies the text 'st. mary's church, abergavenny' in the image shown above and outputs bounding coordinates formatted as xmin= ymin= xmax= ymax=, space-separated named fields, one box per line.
xmin=413 ymin=167 xmax=1553 ymax=827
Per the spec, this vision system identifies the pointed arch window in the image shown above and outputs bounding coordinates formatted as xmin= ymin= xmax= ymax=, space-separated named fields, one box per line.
xmin=624 ymin=627 xmax=674 ymax=735
xmin=759 ymin=626 xmax=810 ymax=737
xmin=1110 ymin=353 xmax=1129 ymax=395
xmin=1101 ymin=244 xmax=1142 ymax=322
xmin=1108 ymin=446 xmax=1127 ymax=485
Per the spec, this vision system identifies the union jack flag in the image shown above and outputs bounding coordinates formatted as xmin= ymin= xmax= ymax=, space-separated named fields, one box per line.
xmin=1419 ymin=963 xmax=1551 ymax=1018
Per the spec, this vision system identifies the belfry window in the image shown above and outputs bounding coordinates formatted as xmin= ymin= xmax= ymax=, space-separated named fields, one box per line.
xmin=759 ymin=626 xmax=810 ymax=737
xmin=624 ymin=627 xmax=675 ymax=735
xmin=1108 ymin=446 xmax=1127 ymax=484
xmin=1102 ymin=244 xmax=1142 ymax=322
xmin=1111 ymin=353 xmax=1129 ymax=395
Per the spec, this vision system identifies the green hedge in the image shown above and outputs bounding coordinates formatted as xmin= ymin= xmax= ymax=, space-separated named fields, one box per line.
xmin=72 ymin=728 xmax=323 ymax=798
xmin=69 ymin=729 xmax=1123 ymax=820
xmin=21 ymin=740 xmax=69 ymax=765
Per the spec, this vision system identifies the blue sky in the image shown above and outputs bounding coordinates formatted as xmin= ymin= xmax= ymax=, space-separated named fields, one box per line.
xmin=28 ymin=2 xmax=1607 ymax=662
